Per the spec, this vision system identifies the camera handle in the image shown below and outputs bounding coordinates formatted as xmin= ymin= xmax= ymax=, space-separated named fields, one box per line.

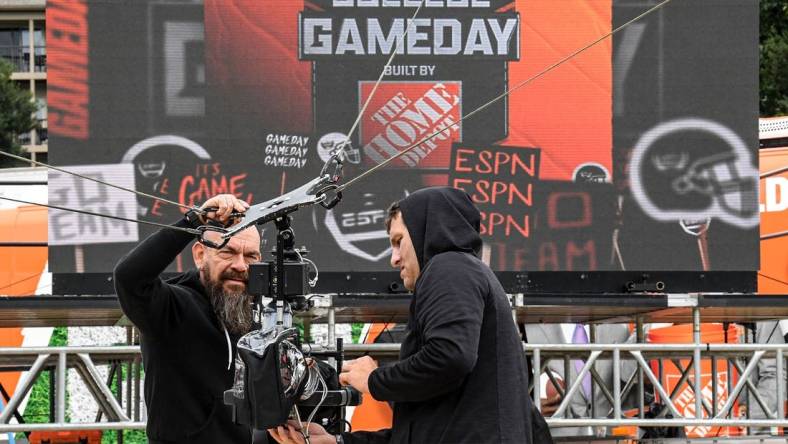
xmin=273 ymin=216 xmax=295 ymax=328
xmin=251 ymin=215 xmax=301 ymax=333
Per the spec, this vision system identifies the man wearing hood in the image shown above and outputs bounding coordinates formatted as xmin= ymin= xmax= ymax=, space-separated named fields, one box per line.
xmin=114 ymin=194 xmax=268 ymax=443
xmin=270 ymin=187 xmax=544 ymax=444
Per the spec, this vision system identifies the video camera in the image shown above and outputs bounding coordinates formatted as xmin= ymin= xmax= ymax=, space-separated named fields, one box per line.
xmin=223 ymin=216 xmax=362 ymax=434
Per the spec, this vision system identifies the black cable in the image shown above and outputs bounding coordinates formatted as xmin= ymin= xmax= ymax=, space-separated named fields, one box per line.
xmin=0 ymin=149 xmax=193 ymax=211
xmin=336 ymin=0 xmax=674 ymax=193
xmin=0 ymin=272 xmax=41 ymax=292
xmin=0 ymin=154 xmax=244 ymax=237
xmin=758 ymin=272 xmax=788 ymax=289
xmin=361 ymin=314 xmax=396 ymax=345
xmin=764 ymin=321 xmax=780 ymax=345
xmin=0 ymin=0 xmax=673 ymax=259
xmin=0 ymin=195 xmax=202 ymax=236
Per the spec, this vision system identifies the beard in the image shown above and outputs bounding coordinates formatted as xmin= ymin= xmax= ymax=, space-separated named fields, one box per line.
xmin=202 ymin=266 xmax=254 ymax=336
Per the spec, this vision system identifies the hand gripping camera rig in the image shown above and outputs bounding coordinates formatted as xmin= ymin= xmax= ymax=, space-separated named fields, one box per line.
xmin=221 ymin=152 xmax=361 ymax=434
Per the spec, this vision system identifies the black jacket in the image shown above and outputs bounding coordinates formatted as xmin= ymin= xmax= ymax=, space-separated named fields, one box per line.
xmin=344 ymin=187 xmax=536 ymax=444
xmin=114 ymin=219 xmax=254 ymax=444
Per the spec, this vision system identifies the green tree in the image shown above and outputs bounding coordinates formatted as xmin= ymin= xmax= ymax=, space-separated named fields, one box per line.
xmin=760 ymin=0 xmax=788 ymax=116
xmin=0 ymin=58 xmax=38 ymax=167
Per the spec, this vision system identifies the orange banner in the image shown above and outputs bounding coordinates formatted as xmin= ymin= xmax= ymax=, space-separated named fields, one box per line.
xmin=759 ymin=145 xmax=788 ymax=294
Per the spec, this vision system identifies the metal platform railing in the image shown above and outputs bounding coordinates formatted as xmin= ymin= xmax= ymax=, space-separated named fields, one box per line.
xmin=2 ymin=297 xmax=788 ymax=435
xmin=0 ymin=346 xmax=145 ymax=432
xmin=2 ymin=341 xmax=788 ymax=433
xmin=528 ymin=343 xmax=788 ymax=430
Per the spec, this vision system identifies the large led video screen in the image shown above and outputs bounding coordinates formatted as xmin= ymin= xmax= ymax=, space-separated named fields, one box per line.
xmin=47 ymin=0 xmax=759 ymax=278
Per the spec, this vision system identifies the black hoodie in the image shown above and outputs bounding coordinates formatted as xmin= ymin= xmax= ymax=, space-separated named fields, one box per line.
xmin=114 ymin=219 xmax=260 ymax=444
xmin=344 ymin=187 xmax=536 ymax=444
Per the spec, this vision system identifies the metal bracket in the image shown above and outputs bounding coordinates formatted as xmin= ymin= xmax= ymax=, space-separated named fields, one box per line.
xmin=667 ymin=293 xmax=698 ymax=307
xmin=221 ymin=176 xmax=337 ymax=240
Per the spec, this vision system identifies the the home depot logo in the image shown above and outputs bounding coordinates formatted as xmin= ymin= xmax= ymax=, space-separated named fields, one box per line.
xmin=760 ymin=176 xmax=788 ymax=213
xmin=669 ymin=372 xmax=733 ymax=437
xmin=360 ymin=81 xmax=461 ymax=168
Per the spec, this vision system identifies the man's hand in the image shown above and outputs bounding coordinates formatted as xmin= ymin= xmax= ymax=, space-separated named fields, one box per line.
xmin=339 ymin=356 xmax=378 ymax=395
xmin=541 ymin=376 xmax=565 ymax=416
xmin=268 ymin=420 xmax=334 ymax=444
xmin=199 ymin=194 xmax=249 ymax=225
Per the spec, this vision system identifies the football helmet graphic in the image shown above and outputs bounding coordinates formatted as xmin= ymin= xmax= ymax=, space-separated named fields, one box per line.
xmin=629 ymin=118 xmax=758 ymax=229
xmin=573 ymin=162 xmax=610 ymax=183
xmin=121 ymin=135 xmax=212 ymax=217
xmin=317 ymin=132 xmax=361 ymax=165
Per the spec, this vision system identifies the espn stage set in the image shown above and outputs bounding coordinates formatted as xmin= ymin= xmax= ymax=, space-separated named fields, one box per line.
xmin=1 ymin=0 xmax=787 ymax=442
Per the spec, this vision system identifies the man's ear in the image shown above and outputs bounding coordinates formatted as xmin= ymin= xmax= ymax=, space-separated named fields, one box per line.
xmin=193 ymin=241 xmax=206 ymax=269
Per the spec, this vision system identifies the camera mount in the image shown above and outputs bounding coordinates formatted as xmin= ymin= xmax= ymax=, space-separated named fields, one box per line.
xmin=224 ymin=215 xmax=361 ymax=435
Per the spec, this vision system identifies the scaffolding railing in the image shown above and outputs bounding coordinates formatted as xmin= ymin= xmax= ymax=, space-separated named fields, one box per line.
xmin=3 ymin=294 xmax=788 ymax=435
xmin=0 ymin=346 xmax=145 ymax=432
xmin=527 ymin=343 xmax=788 ymax=431
xmin=1 ymin=341 xmax=788 ymax=433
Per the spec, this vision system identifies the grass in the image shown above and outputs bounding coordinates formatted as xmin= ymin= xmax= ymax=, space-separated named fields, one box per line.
xmin=16 ymin=327 xmax=148 ymax=443
xmin=101 ymin=360 xmax=146 ymax=444
xmin=351 ymin=323 xmax=364 ymax=344
xmin=20 ymin=327 xmax=69 ymax=424
xmin=16 ymin=327 xmax=69 ymax=440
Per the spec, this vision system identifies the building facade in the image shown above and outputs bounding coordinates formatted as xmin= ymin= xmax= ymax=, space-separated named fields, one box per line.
xmin=0 ymin=0 xmax=46 ymax=164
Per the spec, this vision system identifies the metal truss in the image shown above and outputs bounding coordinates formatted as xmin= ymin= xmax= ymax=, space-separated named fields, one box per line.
xmin=3 ymin=298 xmax=788 ymax=434
xmin=314 ymin=341 xmax=788 ymax=431
xmin=0 ymin=346 xmax=145 ymax=432
xmin=527 ymin=342 xmax=788 ymax=430
xmin=2 ymin=342 xmax=788 ymax=432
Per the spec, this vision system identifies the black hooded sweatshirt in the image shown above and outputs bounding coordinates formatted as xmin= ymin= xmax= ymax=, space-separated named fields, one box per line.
xmin=343 ymin=187 xmax=535 ymax=444
xmin=114 ymin=219 xmax=259 ymax=444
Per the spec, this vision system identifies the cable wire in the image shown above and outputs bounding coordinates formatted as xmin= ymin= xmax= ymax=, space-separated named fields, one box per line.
xmin=304 ymin=368 xmax=329 ymax=442
xmin=295 ymin=250 xmax=319 ymax=288
xmin=0 ymin=149 xmax=194 ymax=212
xmin=0 ymin=272 xmax=42 ymax=292
xmin=761 ymin=164 xmax=788 ymax=179
xmin=611 ymin=228 xmax=626 ymax=271
xmin=0 ymin=195 xmax=202 ymax=236
xmin=337 ymin=0 xmax=674 ymax=192
xmin=338 ymin=0 xmax=426 ymax=156
xmin=758 ymin=272 xmax=788 ymax=289
xmin=2 ymin=0 xmax=675 ymax=249
xmin=762 ymin=229 xmax=788 ymax=241
xmin=292 ymin=403 xmax=310 ymax=444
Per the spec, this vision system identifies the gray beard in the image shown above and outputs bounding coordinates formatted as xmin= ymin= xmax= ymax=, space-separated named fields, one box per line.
xmin=205 ymin=279 xmax=254 ymax=336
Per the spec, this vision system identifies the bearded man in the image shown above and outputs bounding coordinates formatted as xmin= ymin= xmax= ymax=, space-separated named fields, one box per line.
xmin=114 ymin=194 xmax=265 ymax=443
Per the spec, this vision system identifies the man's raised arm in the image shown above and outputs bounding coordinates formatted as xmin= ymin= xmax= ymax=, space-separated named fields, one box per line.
xmin=113 ymin=194 xmax=249 ymax=333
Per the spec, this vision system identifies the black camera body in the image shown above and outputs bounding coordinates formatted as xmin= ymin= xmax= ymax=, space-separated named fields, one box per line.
xmin=223 ymin=216 xmax=362 ymax=434
xmin=248 ymin=261 xmax=309 ymax=299
xmin=223 ymin=327 xmax=360 ymax=432
xmin=248 ymin=259 xmax=312 ymax=313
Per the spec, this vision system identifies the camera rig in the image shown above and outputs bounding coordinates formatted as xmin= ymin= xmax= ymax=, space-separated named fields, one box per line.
xmin=223 ymin=214 xmax=362 ymax=435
